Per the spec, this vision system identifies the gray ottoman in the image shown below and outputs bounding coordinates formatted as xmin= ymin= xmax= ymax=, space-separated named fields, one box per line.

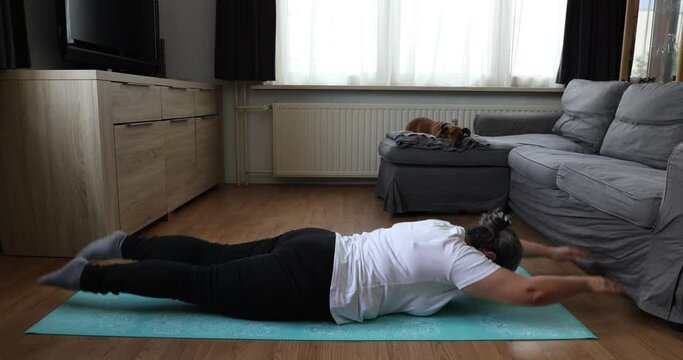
xmin=376 ymin=137 xmax=511 ymax=214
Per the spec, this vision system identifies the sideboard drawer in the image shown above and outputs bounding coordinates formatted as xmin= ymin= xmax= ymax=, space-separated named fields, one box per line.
xmin=194 ymin=89 xmax=219 ymax=116
xmin=162 ymin=87 xmax=195 ymax=119
xmin=103 ymin=81 xmax=163 ymax=124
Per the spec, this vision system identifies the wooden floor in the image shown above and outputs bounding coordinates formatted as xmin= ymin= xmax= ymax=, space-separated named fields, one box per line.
xmin=2 ymin=185 xmax=683 ymax=359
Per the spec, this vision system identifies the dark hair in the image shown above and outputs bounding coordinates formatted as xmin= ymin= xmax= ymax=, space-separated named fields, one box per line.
xmin=466 ymin=209 xmax=522 ymax=271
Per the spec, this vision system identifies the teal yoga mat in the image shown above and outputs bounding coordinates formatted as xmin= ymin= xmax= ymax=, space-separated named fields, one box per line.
xmin=27 ymin=268 xmax=595 ymax=341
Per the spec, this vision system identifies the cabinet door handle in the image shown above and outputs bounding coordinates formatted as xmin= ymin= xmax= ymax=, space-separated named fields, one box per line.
xmin=126 ymin=121 xmax=155 ymax=127
xmin=170 ymin=118 xmax=190 ymax=123
xmin=200 ymin=116 xmax=216 ymax=120
xmin=116 ymin=81 xmax=152 ymax=88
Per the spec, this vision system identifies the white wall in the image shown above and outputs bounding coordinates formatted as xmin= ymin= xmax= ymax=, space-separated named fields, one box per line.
xmin=157 ymin=0 xmax=240 ymax=184
xmin=157 ymin=0 xmax=563 ymax=184
xmin=158 ymin=0 xmax=216 ymax=82
xmin=23 ymin=0 xmax=72 ymax=68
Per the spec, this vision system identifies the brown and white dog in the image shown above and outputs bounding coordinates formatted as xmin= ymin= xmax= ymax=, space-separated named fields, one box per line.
xmin=405 ymin=117 xmax=471 ymax=146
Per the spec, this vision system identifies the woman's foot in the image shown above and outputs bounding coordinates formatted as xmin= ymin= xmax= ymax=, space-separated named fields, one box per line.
xmin=76 ymin=231 xmax=127 ymax=259
xmin=38 ymin=257 xmax=88 ymax=291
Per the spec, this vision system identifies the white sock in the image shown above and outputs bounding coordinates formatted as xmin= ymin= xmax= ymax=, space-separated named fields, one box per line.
xmin=76 ymin=231 xmax=127 ymax=259
xmin=38 ymin=257 xmax=88 ymax=291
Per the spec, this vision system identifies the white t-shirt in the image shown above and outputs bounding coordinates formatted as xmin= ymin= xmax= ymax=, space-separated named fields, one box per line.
xmin=329 ymin=219 xmax=500 ymax=324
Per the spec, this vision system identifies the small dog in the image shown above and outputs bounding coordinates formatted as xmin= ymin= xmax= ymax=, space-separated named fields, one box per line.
xmin=405 ymin=117 xmax=471 ymax=146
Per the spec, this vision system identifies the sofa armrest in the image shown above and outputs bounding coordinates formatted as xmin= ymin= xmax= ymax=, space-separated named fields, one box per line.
xmin=473 ymin=111 xmax=563 ymax=136
xmin=638 ymin=143 xmax=683 ymax=323
xmin=654 ymin=143 xmax=683 ymax=234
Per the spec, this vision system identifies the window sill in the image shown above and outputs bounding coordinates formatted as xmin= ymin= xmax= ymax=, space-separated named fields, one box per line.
xmin=251 ymin=84 xmax=565 ymax=93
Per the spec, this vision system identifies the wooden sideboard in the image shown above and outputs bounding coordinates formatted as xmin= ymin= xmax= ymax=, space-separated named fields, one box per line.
xmin=0 ymin=70 xmax=223 ymax=256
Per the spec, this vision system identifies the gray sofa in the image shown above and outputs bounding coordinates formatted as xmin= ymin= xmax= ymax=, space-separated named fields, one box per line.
xmin=500 ymin=80 xmax=683 ymax=327
xmin=377 ymin=79 xmax=683 ymax=326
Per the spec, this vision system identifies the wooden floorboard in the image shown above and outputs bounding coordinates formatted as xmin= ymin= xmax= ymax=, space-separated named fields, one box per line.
xmin=2 ymin=184 xmax=683 ymax=359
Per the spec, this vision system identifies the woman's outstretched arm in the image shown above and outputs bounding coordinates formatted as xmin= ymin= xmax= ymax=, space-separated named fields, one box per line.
xmin=462 ymin=268 xmax=623 ymax=306
xmin=520 ymin=239 xmax=589 ymax=262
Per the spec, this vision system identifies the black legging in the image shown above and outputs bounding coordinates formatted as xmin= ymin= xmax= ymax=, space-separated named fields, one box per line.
xmin=80 ymin=228 xmax=336 ymax=321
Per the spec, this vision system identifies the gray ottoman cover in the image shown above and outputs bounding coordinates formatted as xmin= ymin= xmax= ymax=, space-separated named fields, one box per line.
xmin=377 ymin=137 xmax=510 ymax=214
xmin=378 ymin=137 xmax=509 ymax=166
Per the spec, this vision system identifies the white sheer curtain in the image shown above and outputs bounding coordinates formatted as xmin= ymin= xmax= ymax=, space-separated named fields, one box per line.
xmin=275 ymin=0 xmax=567 ymax=87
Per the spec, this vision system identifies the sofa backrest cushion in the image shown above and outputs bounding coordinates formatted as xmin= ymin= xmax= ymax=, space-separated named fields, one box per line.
xmin=600 ymin=82 xmax=683 ymax=169
xmin=553 ymin=79 xmax=630 ymax=152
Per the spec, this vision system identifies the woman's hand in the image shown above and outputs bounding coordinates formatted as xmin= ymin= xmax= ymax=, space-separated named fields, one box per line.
xmin=520 ymin=240 xmax=589 ymax=262
xmin=550 ymin=246 xmax=590 ymax=262
xmin=587 ymin=276 xmax=624 ymax=294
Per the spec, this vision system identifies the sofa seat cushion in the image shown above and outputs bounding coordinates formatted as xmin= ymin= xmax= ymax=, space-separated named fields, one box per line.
xmin=508 ymin=147 xmax=637 ymax=189
xmin=556 ymin=162 xmax=665 ymax=228
xmin=482 ymin=134 xmax=593 ymax=154
xmin=379 ymin=137 xmax=510 ymax=167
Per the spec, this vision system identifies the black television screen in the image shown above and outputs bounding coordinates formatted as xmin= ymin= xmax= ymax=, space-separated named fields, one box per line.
xmin=58 ymin=0 xmax=159 ymax=75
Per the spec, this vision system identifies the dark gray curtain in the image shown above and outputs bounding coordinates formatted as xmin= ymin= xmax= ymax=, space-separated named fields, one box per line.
xmin=556 ymin=0 xmax=627 ymax=84
xmin=0 ymin=0 xmax=30 ymax=69
xmin=214 ymin=0 xmax=275 ymax=81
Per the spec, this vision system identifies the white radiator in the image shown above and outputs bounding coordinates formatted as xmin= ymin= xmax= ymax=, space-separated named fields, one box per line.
xmin=272 ymin=103 xmax=561 ymax=177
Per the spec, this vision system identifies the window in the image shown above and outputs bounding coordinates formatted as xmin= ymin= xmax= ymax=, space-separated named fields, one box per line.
xmin=275 ymin=0 xmax=567 ymax=87
xmin=631 ymin=0 xmax=682 ymax=82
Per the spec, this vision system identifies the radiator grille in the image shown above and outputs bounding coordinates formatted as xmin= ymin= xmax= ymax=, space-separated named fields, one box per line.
xmin=272 ymin=103 xmax=560 ymax=177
